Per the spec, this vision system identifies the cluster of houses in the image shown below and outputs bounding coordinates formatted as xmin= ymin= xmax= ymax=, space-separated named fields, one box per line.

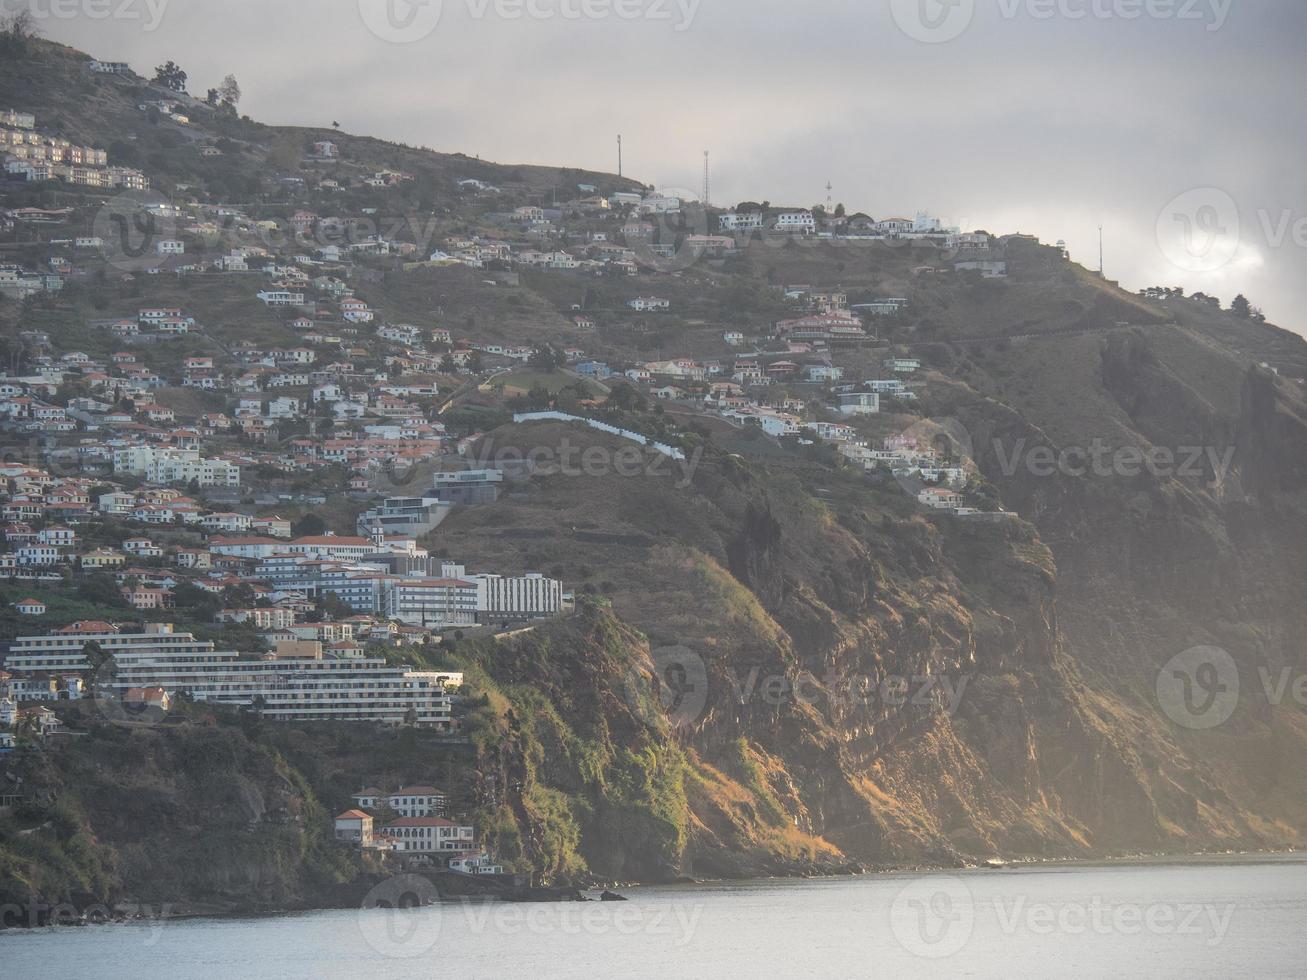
xmin=2 ymin=108 xmax=148 ymax=190
xmin=0 ymin=450 xmax=565 ymax=626
xmin=333 ymin=784 xmax=503 ymax=874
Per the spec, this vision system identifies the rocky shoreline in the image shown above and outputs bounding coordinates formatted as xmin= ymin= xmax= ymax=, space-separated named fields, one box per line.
xmin=5 ymin=848 xmax=1299 ymax=930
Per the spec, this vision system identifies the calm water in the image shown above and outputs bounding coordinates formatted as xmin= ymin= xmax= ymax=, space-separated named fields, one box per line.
xmin=4 ymin=856 xmax=1306 ymax=978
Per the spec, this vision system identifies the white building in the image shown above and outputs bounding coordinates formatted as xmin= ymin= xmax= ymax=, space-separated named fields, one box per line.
xmin=5 ymin=624 xmax=455 ymax=727
xmin=257 ymin=290 xmax=307 ymax=307
xmin=112 ymin=446 xmax=240 ymax=487
xmin=717 ymin=212 xmax=764 ymax=232
xmin=773 ymin=211 xmax=816 ymax=235
xmin=836 ymin=391 xmax=881 ymax=416
xmin=382 ymin=817 xmax=475 ymax=853
xmin=384 ymin=577 xmax=480 ymax=628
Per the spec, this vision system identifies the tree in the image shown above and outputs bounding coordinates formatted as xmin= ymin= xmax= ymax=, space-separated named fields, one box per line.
xmin=154 ymin=61 xmax=188 ymax=92
xmin=82 ymin=641 xmax=109 ymax=672
xmin=79 ymin=572 xmax=126 ymax=608
xmin=217 ymin=74 xmax=241 ymax=109
xmin=0 ymin=9 xmax=39 ymax=53
xmin=1230 ymin=294 xmax=1252 ymax=318
xmin=528 ymin=345 xmax=560 ymax=372
xmin=293 ymin=513 xmax=326 ymax=537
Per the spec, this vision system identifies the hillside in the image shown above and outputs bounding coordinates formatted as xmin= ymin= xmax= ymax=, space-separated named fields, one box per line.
xmin=2 ymin=34 xmax=1307 ymax=913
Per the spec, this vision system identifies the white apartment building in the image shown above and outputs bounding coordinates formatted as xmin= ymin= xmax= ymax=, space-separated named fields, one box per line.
xmin=471 ymin=572 xmax=564 ymax=622
xmin=384 ymin=577 xmax=480 ymax=628
xmin=717 ymin=212 xmax=765 ymax=232
xmin=112 ymin=446 xmax=241 ymax=487
xmin=382 ymin=817 xmax=475 ymax=853
xmin=388 ymin=787 xmax=447 ymax=817
xmin=257 ymin=290 xmax=307 ymax=307
xmin=773 ymin=211 xmax=816 ymax=235
xmin=3 ymin=624 xmax=455 ymax=727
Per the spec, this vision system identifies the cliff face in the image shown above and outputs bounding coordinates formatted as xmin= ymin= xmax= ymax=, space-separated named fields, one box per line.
xmin=431 ymin=309 xmax=1307 ymax=879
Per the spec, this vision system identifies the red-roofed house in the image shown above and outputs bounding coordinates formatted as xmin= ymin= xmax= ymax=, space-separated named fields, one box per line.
xmin=334 ymin=809 xmax=373 ymax=845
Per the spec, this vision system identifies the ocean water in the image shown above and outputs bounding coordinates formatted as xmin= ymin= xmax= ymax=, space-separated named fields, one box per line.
xmin=4 ymin=855 xmax=1305 ymax=978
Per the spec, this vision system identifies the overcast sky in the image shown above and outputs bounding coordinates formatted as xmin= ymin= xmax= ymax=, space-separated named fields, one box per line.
xmin=27 ymin=0 xmax=1307 ymax=332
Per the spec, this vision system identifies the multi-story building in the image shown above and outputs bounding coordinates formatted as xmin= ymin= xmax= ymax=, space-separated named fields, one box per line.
xmin=112 ymin=446 xmax=241 ymax=487
xmin=356 ymin=496 xmax=453 ymax=537
xmin=3 ymin=625 xmax=455 ymax=727
xmin=716 ymin=211 xmax=765 ymax=232
xmin=439 ymin=563 xmax=564 ymax=622
xmin=431 ymin=469 xmax=503 ymax=505
xmin=381 ymin=817 xmax=475 ymax=853
xmin=384 ymin=577 xmax=479 ymax=628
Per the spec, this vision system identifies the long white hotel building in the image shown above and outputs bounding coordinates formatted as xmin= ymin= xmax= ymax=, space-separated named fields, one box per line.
xmin=2 ymin=623 xmax=455 ymax=727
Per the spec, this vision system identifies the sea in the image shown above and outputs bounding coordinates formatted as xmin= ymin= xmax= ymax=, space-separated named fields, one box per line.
xmin=4 ymin=854 xmax=1305 ymax=978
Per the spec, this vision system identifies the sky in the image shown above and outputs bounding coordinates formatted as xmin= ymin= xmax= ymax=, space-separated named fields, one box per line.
xmin=23 ymin=0 xmax=1307 ymax=332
